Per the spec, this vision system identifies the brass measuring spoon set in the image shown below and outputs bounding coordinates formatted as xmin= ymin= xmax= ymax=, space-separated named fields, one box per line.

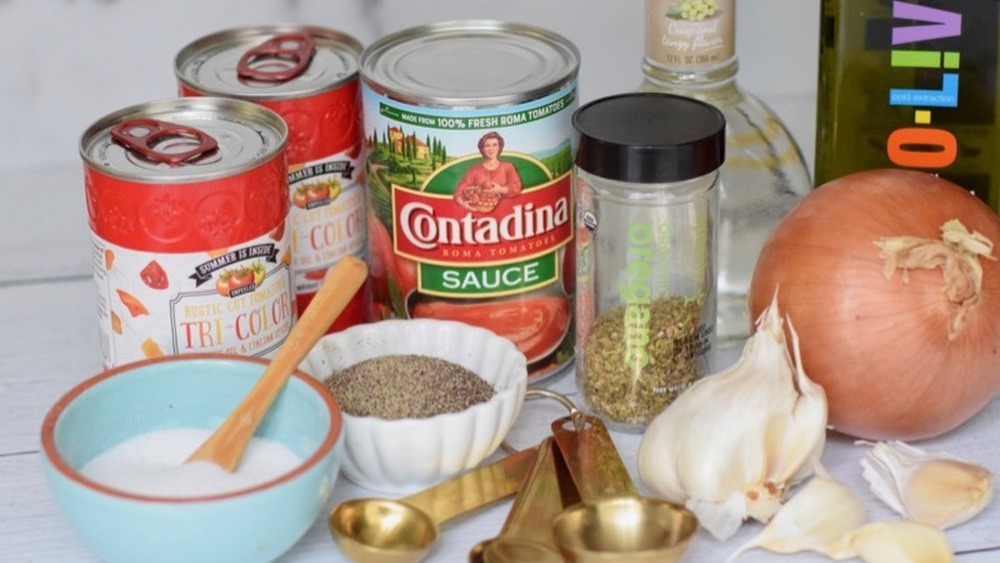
xmin=328 ymin=390 xmax=697 ymax=563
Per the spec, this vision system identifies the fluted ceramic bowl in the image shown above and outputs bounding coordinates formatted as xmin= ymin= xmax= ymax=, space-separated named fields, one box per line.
xmin=301 ymin=319 xmax=528 ymax=494
xmin=41 ymin=354 xmax=344 ymax=563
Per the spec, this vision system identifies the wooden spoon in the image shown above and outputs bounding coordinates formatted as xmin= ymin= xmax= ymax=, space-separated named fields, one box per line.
xmin=186 ymin=255 xmax=368 ymax=472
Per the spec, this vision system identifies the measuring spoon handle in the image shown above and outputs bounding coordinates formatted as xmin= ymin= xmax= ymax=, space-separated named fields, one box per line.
xmin=551 ymin=415 xmax=637 ymax=500
xmin=401 ymin=446 xmax=539 ymax=525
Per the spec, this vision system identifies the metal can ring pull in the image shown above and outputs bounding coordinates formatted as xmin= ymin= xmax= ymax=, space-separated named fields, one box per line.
xmin=237 ymin=33 xmax=316 ymax=82
xmin=110 ymin=118 xmax=219 ymax=166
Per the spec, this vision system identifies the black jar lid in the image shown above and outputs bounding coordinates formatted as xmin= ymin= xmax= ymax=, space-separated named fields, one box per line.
xmin=573 ymin=92 xmax=726 ymax=183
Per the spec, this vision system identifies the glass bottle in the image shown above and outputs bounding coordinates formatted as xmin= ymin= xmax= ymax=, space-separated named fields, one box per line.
xmin=816 ymin=0 xmax=1000 ymax=212
xmin=574 ymin=92 xmax=725 ymax=431
xmin=641 ymin=0 xmax=812 ymax=345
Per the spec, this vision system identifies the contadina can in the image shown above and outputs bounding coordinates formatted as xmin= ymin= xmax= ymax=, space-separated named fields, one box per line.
xmin=360 ymin=20 xmax=579 ymax=381
xmin=81 ymin=97 xmax=294 ymax=368
xmin=176 ymin=25 xmax=368 ymax=333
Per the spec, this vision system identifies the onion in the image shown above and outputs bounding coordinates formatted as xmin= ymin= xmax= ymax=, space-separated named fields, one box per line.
xmin=748 ymin=169 xmax=1000 ymax=441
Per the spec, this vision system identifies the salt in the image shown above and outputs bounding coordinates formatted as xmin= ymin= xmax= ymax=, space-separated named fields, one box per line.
xmin=79 ymin=428 xmax=303 ymax=497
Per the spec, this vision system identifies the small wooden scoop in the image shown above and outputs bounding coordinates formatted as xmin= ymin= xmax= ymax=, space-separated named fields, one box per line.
xmin=187 ymin=256 xmax=368 ymax=472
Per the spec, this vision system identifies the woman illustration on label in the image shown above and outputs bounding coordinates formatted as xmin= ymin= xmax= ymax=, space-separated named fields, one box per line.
xmin=453 ymin=131 xmax=522 ymax=213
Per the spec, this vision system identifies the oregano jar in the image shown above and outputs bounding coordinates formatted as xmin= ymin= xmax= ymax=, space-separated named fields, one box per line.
xmin=573 ymin=92 xmax=725 ymax=431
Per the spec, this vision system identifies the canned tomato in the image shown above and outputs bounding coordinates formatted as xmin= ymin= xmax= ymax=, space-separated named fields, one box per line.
xmin=361 ymin=20 xmax=580 ymax=380
xmin=175 ymin=25 xmax=368 ymax=333
xmin=81 ymin=97 xmax=294 ymax=368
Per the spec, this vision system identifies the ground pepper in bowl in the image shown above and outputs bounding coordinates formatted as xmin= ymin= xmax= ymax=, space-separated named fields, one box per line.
xmin=324 ymin=354 xmax=496 ymax=419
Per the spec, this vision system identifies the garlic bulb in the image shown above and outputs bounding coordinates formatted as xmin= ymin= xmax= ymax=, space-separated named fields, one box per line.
xmin=849 ymin=520 xmax=954 ymax=563
xmin=727 ymin=469 xmax=866 ymax=561
xmin=861 ymin=440 xmax=993 ymax=529
xmin=637 ymin=292 xmax=828 ymax=540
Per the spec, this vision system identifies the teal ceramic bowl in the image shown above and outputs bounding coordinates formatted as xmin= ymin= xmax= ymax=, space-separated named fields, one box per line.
xmin=41 ymin=354 xmax=344 ymax=563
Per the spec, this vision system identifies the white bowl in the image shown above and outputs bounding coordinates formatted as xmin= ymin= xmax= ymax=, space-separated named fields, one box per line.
xmin=300 ymin=319 xmax=527 ymax=493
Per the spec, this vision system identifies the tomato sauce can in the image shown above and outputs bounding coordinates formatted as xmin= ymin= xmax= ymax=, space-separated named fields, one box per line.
xmin=81 ymin=97 xmax=294 ymax=368
xmin=175 ymin=25 xmax=369 ymax=333
xmin=360 ymin=20 xmax=580 ymax=381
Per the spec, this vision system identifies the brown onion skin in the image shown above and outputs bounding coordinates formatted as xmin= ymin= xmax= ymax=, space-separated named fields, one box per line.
xmin=748 ymin=169 xmax=1000 ymax=441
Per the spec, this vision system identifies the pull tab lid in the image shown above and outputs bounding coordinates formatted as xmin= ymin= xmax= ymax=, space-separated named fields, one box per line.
xmin=110 ymin=118 xmax=219 ymax=166
xmin=237 ymin=33 xmax=316 ymax=82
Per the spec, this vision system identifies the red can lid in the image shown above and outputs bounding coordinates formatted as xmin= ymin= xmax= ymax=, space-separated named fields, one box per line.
xmin=80 ymin=97 xmax=289 ymax=252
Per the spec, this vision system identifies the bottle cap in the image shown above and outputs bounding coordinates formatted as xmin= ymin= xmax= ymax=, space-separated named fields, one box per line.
xmin=573 ymin=92 xmax=725 ymax=183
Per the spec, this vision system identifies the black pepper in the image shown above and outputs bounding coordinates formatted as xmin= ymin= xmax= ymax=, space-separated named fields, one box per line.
xmin=324 ymin=354 xmax=496 ymax=419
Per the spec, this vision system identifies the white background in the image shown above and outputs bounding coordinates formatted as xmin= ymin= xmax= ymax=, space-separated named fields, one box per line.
xmin=0 ymin=0 xmax=820 ymax=174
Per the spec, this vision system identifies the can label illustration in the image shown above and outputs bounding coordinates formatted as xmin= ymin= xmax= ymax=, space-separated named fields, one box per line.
xmin=360 ymin=21 xmax=581 ymax=379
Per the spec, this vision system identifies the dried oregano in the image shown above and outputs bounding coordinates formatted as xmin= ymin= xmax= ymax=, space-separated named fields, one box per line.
xmin=582 ymin=295 xmax=705 ymax=425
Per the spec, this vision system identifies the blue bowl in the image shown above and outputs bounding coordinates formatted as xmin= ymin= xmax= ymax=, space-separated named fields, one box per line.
xmin=41 ymin=354 xmax=344 ymax=563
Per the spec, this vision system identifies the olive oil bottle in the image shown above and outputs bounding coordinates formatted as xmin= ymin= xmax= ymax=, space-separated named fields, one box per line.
xmin=815 ymin=0 xmax=1000 ymax=212
xmin=641 ymin=0 xmax=812 ymax=344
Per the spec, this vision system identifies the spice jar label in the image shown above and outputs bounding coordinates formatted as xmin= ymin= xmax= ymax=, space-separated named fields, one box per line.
xmin=579 ymin=199 xmax=713 ymax=424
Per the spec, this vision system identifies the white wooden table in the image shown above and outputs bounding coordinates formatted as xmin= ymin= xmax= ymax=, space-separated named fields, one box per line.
xmin=2 ymin=165 xmax=999 ymax=562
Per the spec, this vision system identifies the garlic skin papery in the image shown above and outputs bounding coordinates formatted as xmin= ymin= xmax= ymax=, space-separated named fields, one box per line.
xmin=727 ymin=469 xmax=866 ymax=561
xmin=637 ymin=293 xmax=828 ymax=540
xmin=861 ymin=440 xmax=993 ymax=529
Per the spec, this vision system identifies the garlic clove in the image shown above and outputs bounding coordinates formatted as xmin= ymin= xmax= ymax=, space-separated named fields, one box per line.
xmin=765 ymin=316 xmax=828 ymax=488
xmin=861 ymin=440 xmax=993 ymax=529
xmin=688 ymin=491 xmax=748 ymax=543
xmin=905 ymin=458 xmax=992 ymax=528
xmin=849 ymin=520 xmax=954 ymax=563
xmin=727 ymin=469 xmax=866 ymax=562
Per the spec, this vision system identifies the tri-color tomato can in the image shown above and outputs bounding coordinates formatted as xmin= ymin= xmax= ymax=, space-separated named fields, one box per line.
xmin=81 ymin=97 xmax=294 ymax=368
xmin=360 ymin=20 xmax=580 ymax=381
xmin=175 ymin=25 xmax=369 ymax=334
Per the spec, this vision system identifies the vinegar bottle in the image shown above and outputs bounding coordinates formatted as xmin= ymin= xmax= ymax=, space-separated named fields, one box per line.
xmin=640 ymin=0 xmax=812 ymax=344
xmin=815 ymin=0 xmax=1000 ymax=212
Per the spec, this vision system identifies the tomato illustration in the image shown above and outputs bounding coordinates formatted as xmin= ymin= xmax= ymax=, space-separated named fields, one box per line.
xmin=252 ymin=261 xmax=266 ymax=287
xmin=305 ymin=182 xmax=329 ymax=204
xmin=292 ymin=188 xmax=308 ymax=209
xmin=412 ymin=295 xmax=570 ymax=363
xmin=268 ymin=219 xmax=285 ymax=241
xmin=215 ymin=271 xmax=231 ymax=297
xmin=395 ymin=256 xmax=419 ymax=299
xmin=346 ymin=141 xmax=363 ymax=159
xmin=326 ymin=178 xmax=342 ymax=200
xmin=303 ymin=268 xmax=328 ymax=281
xmin=139 ymin=260 xmax=169 ymax=290
xmin=366 ymin=215 xmax=396 ymax=307
xmin=228 ymin=267 xmax=255 ymax=292
xmin=116 ymin=289 xmax=149 ymax=318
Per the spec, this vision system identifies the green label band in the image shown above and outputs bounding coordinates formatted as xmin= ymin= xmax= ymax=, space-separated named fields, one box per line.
xmin=418 ymin=253 xmax=558 ymax=297
xmin=378 ymin=91 xmax=576 ymax=131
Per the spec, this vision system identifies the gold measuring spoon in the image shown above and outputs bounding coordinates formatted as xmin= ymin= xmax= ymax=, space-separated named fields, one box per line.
xmin=187 ymin=256 xmax=368 ymax=471
xmin=468 ymin=437 xmax=580 ymax=563
xmin=329 ymin=445 xmax=539 ymax=563
xmin=549 ymin=415 xmax=698 ymax=563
